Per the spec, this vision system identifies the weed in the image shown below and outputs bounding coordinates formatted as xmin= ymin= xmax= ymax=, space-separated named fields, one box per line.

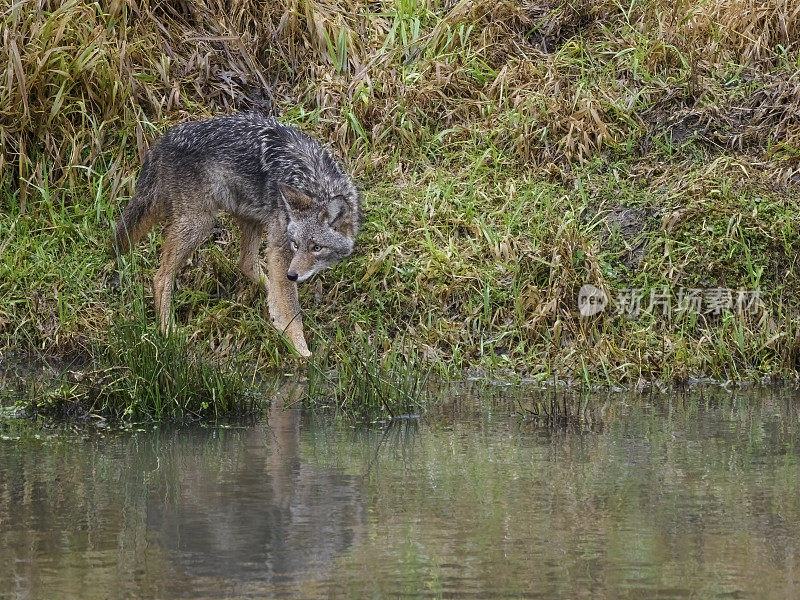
xmin=303 ymin=319 xmax=430 ymax=422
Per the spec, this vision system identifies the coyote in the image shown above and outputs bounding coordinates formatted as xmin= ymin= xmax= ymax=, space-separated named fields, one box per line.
xmin=113 ymin=112 xmax=362 ymax=357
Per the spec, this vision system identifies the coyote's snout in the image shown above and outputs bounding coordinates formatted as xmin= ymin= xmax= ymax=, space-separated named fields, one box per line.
xmin=113 ymin=112 xmax=362 ymax=357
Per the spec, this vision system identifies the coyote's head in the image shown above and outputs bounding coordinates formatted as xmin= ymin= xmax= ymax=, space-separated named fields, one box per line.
xmin=278 ymin=182 xmax=359 ymax=283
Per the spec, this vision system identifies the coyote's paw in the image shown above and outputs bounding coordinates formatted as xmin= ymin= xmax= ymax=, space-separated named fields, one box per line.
xmin=288 ymin=339 xmax=312 ymax=359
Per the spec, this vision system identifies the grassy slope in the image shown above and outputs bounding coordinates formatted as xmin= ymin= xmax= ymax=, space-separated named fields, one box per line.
xmin=1 ymin=0 xmax=799 ymax=388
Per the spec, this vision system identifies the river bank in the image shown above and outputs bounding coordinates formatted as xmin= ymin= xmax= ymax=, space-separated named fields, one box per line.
xmin=1 ymin=1 xmax=798 ymax=420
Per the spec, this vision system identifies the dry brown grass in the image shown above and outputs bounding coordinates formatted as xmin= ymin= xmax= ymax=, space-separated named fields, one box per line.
xmin=2 ymin=0 xmax=798 ymax=211
xmin=681 ymin=0 xmax=799 ymax=65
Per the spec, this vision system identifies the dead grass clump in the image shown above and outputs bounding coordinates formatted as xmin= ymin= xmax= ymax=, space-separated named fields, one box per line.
xmin=679 ymin=0 xmax=799 ymax=65
xmin=3 ymin=0 xmax=798 ymax=210
xmin=653 ymin=73 xmax=800 ymax=157
xmin=524 ymin=0 xmax=618 ymax=54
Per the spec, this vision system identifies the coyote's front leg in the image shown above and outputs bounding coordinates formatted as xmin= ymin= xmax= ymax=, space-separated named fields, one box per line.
xmin=265 ymin=246 xmax=311 ymax=358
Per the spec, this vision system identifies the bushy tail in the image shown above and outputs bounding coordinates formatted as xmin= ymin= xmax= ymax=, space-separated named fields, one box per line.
xmin=112 ymin=157 xmax=164 ymax=255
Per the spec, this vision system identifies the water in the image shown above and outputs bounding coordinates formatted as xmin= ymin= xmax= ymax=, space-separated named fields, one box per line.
xmin=1 ymin=384 xmax=799 ymax=599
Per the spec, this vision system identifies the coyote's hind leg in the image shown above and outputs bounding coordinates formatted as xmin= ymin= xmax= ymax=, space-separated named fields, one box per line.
xmin=154 ymin=217 xmax=214 ymax=333
xmin=235 ymin=218 xmax=268 ymax=292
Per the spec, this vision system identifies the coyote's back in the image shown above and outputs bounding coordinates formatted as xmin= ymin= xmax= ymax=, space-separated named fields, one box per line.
xmin=113 ymin=112 xmax=361 ymax=253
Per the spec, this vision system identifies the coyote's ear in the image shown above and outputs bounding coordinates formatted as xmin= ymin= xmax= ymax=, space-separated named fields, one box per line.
xmin=278 ymin=182 xmax=314 ymax=215
xmin=323 ymin=195 xmax=351 ymax=228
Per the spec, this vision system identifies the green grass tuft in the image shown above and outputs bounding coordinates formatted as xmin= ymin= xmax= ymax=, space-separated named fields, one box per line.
xmin=304 ymin=320 xmax=430 ymax=422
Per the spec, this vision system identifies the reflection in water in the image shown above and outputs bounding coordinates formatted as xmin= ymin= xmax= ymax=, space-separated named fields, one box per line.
xmin=146 ymin=407 xmax=364 ymax=597
xmin=1 ymin=384 xmax=800 ymax=599
xmin=0 ymin=404 xmax=364 ymax=599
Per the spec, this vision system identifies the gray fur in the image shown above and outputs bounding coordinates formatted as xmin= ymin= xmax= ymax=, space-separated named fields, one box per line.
xmin=112 ymin=112 xmax=362 ymax=357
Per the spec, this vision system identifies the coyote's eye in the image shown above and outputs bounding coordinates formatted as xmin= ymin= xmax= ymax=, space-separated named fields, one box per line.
xmin=311 ymin=243 xmax=322 ymax=253
xmin=290 ymin=240 xmax=299 ymax=251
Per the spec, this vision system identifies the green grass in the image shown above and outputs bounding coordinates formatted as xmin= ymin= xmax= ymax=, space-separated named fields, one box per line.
xmin=1 ymin=0 xmax=799 ymax=421
xmin=25 ymin=327 xmax=260 ymax=423
xmin=3 ymin=151 xmax=796 ymax=388
xmin=304 ymin=319 xmax=430 ymax=422
xmin=12 ymin=255 xmax=263 ymax=422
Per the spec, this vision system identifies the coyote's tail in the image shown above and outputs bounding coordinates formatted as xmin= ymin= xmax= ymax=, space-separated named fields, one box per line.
xmin=112 ymin=156 xmax=164 ymax=255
